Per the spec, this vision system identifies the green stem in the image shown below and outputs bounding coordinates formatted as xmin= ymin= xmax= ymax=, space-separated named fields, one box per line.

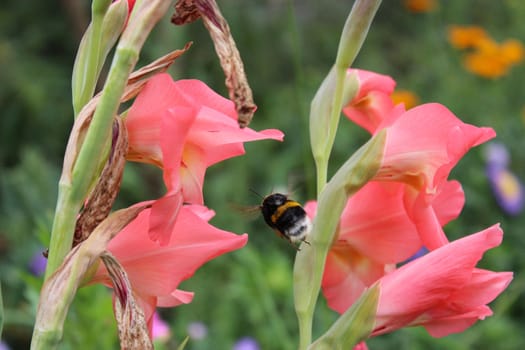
xmin=297 ymin=310 xmax=313 ymax=350
xmin=45 ymin=185 xmax=81 ymax=280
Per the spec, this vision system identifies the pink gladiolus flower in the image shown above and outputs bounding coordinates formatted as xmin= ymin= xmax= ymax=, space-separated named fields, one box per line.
xmin=125 ymin=73 xmax=283 ymax=244
xmin=342 ymin=69 xmax=396 ymax=133
xmin=374 ymin=103 xmax=495 ymax=191
xmin=371 ymin=104 xmax=494 ymax=248
xmin=326 ymin=224 xmax=512 ymax=338
xmin=91 ymin=204 xmax=248 ymax=329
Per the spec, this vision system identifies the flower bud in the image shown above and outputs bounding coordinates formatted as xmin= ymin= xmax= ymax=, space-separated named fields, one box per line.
xmin=309 ymin=283 xmax=379 ymax=349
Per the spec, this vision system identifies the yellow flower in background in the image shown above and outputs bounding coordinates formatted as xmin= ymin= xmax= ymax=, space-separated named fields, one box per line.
xmin=403 ymin=0 xmax=437 ymax=13
xmin=448 ymin=25 xmax=489 ymax=49
xmin=391 ymin=89 xmax=419 ymax=109
xmin=448 ymin=25 xmax=524 ymax=78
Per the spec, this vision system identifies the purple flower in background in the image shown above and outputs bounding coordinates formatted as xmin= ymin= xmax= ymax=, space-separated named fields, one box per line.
xmin=0 ymin=341 xmax=12 ymax=350
xmin=28 ymin=251 xmax=47 ymax=276
xmin=151 ymin=311 xmax=171 ymax=342
xmin=403 ymin=246 xmax=428 ymax=264
xmin=485 ymin=143 xmax=524 ymax=215
xmin=187 ymin=321 xmax=208 ymax=340
xmin=485 ymin=142 xmax=510 ymax=168
xmin=233 ymin=337 xmax=260 ymax=350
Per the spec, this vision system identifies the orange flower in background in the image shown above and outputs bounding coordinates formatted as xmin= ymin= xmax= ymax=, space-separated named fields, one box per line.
xmin=448 ymin=25 xmax=524 ymax=78
xmin=403 ymin=0 xmax=437 ymax=13
xmin=391 ymin=89 xmax=419 ymax=109
xmin=463 ymin=51 xmax=507 ymax=79
xmin=448 ymin=26 xmax=489 ymax=49
xmin=500 ymin=39 xmax=525 ymax=65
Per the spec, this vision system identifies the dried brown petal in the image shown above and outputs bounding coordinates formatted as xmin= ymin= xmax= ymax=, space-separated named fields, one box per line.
xmin=73 ymin=117 xmax=128 ymax=246
xmin=102 ymin=252 xmax=153 ymax=350
xmin=171 ymin=0 xmax=200 ymax=25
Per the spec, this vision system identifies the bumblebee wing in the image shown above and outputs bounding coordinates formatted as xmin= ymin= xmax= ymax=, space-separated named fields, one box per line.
xmin=230 ymin=203 xmax=261 ymax=219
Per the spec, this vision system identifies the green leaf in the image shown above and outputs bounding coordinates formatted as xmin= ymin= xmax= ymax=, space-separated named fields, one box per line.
xmin=177 ymin=336 xmax=190 ymax=350
xmin=308 ymin=283 xmax=380 ymax=350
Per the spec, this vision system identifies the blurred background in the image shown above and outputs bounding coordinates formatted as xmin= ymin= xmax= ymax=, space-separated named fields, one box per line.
xmin=1 ymin=0 xmax=525 ymax=349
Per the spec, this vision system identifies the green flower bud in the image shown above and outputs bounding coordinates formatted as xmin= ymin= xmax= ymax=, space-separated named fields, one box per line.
xmin=309 ymin=283 xmax=379 ymax=350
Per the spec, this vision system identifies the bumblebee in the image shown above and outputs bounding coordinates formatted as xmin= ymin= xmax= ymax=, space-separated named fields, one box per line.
xmin=260 ymin=193 xmax=311 ymax=249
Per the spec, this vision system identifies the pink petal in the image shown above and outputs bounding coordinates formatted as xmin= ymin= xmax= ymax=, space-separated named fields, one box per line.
xmin=173 ymin=79 xmax=237 ymax=119
xmin=180 ymin=144 xmax=207 ymax=204
xmin=339 ymin=182 xmax=422 ymax=263
xmin=322 ymin=243 xmax=395 ymax=312
xmin=353 ymin=341 xmax=369 ymax=350
xmin=429 ymin=180 xmax=465 ymax=227
xmin=148 ymin=106 xmax=196 ymax=244
xmin=148 ymin=190 xmax=183 ymax=245
xmin=160 ymin=106 xmax=197 ymax=188
xmin=99 ymin=205 xmax=248 ymax=298
xmin=376 ymin=103 xmax=496 ymax=191
xmin=400 ymin=180 xmax=464 ymax=250
xmin=444 ymin=269 xmax=513 ymax=309
xmin=419 ymin=269 xmax=512 ymax=337
xmin=422 ymin=308 xmax=493 ymax=338
xmin=188 ymin=106 xmax=284 ymax=166
xmin=353 ymin=69 xmax=397 ymax=100
xmin=373 ymin=225 xmax=504 ymax=335
xmin=126 ymin=75 xmax=195 ymax=166
xmin=157 ymin=289 xmax=195 ymax=307
xmin=342 ymin=69 xmax=397 ymax=133
xmin=343 ymin=92 xmax=397 ymax=134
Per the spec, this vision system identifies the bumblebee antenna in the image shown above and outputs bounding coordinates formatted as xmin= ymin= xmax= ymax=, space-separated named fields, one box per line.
xmin=249 ymin=188 xmax=264 ymax=199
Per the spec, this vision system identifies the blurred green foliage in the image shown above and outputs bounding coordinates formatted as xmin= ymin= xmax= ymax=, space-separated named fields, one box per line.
xmin=1 ymin=0 xmax=525 ymax=349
